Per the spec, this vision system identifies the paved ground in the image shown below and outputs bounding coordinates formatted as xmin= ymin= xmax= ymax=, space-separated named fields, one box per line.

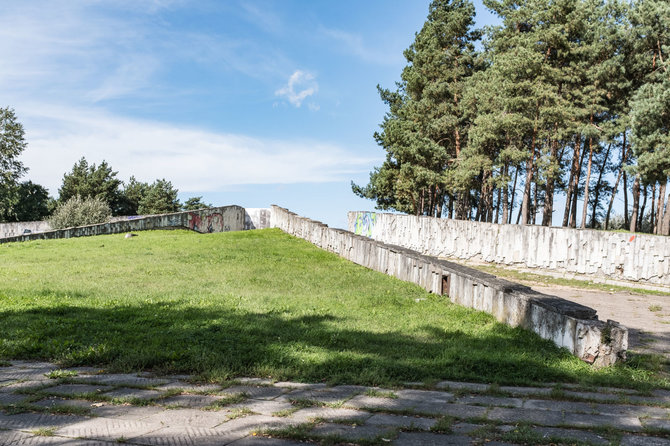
xmin=531 ymin=284 xmax=670 ymax=358
xmin=1 ymin=361 xmax=670 ymax=445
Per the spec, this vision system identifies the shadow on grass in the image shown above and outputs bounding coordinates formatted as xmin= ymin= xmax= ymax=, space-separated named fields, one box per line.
xmin=0 ymin=301 xmax=651 ymax=387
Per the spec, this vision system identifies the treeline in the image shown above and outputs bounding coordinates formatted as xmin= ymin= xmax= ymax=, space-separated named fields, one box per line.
xmin=0 ymin=107 xmax=209 ymax=223
xmin=353 ymin=0 xmax=670 ymax=234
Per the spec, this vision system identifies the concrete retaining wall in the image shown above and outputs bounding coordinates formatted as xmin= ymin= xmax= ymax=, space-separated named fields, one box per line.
xmin=348 ymin=212 xmax=670 ymax=288
xmin=274 ymin=205 xmax=627 ymax=366
xmin=0 ymin=206 xmax=245 ymax=244
xmin=0 ymin=220 xmax=51 ymax=238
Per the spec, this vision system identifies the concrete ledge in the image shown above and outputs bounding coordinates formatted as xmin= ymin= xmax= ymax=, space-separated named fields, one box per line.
xmin=273 ymin=205 xmax=627 ymax=366
xmin=0 ymin=206 xmax=246 ymax=243
xmin=348 ymin=211 xmax=670 ymax=288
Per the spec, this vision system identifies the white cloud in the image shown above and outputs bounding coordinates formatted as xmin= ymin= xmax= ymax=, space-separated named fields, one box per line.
xmin=275 ymin=71 xmax=318 ymax=107
xmin=17 ymin=104 xmax=373 ymax=196
xmin=318 ymin=26 xmax=401 ymax=66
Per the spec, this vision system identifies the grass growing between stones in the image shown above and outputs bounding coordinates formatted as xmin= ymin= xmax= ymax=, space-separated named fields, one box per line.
xmin=0 ymin=229 xmax=666 ymax=389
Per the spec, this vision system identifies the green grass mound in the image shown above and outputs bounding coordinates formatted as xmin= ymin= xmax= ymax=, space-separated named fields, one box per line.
xmin=0 ymin=229 xmax=664 ymax=388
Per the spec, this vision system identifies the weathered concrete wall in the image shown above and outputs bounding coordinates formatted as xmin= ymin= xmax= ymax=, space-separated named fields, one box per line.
xmin=274 ymin=205 xmax=627 ymax=366
xmin=0 ymin=206 xmax=245 ymax=244
xmin=244 ymin=208 xmax=272 ymax=230
xmin=0 ymin=220 xmax=51 ymax=238
xmin=348 ymin=212 xmax=670 ymax=288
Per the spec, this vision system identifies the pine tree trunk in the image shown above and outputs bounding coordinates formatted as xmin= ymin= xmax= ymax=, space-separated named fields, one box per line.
xmin=623 ymin=170 xmax=629 ymax=228
xmin=448 ymin=194 xmax=454 ymax=219
xmin=532 ymin=180 xmax=538 ymax=225
xmin=495 ymin=187 xmax=501 ymax=224
xmin=509 ymin=166 xmax=519 ymax=224
xmin=580 ymin=137 xmax=595 ymax=229
xmin=629 ymin=174 xmax=640 ymax=232
xmin=638 ymin=185 xmax=647 ymax=231
xmin=542 ymin=130 xmax=560 ymax=226
xmin=662 ymin=184 xmax=670 ymax=236
xmin=605 ymin=143 xmax=627 ymax=230
xmin=590 ymin=143 xmax=611 ymax=228
xmin=655 ymin=182 xmax=666 ymax=234
xmin=651 ymin=183 xmax=656 ymax=232
xmin=521 ymin=151 xmax=536 ymax=225
xmin=570 ymin=137 xmax=588 ymax=228
xmin=502 ymin=163 xmax=510 ymax=225
xmin=563 ymin=134 xmax=582 ymax=226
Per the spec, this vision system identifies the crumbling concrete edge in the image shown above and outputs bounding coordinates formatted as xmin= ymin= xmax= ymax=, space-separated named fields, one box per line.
xmin=272 ymin=205 xmax=628 ymax=367
xmin=0 ymin=206 xmax=246 ymax=243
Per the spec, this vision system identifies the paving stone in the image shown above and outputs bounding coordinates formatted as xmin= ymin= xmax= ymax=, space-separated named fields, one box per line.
xmin=0 ymin=429 xmax=33 ymax=445
xmin=153 ymin=382 xmax=221 ymax=394
xmin=451 ymin=422 xmax=486 ymax=434
xmin=366 ymin=413 xmax=437 ymax=430
xmin=218 ymin=414 xmax=292 ymax=433
xmin=533 ymin=426 xmax=610 ymax=445
xmin=229 ymin=436 xmax=312 ymax=446
xmin=223 ymin=386 xmax=287 ymax=401
xmin=31 ymin=397 xmax=94 ymax=410
xmin=228 ymin=399 xmax=294 ymax=416
xmin=88 ymin=403 xmax=165 ymax=420
xmin=129 ymin=426 xmax=242 ymax=445
xmin=6 ymin=438 xmax=117 ymax=445
xmin=54 ymin=417 xmax=163 ymax=441
xmin=594 ymin=403 xmax=670 ymax=418
xmin=237 ymin=378 xmax=275 ymax=386
xmin=0 ymin=381 xmax=47 ymax=393
xmin=395 ymin=389 xmax=454 ymax=403
xmin=621 ymin=435 xmax=670 ymax=446
xmin=456 ymin=395 xmax=523 ymax=408
xmin=42 ymin=385 xmax=107 ymax=397
xmin=440 ymin=403 xmax=489 ymax=419
xmin=498 ymin=385 xmax=553 ymax=396
xmin=309 ymin=422 xmax=396 ymax=441
xmin=487 ymin=407 xmax=564 ymax=425
xmin=522 ymin=398 xmax=597 ymax=413
xmin=291 ymin=406 xmax=371 ymax=423
xmin=435 ymin=381 xmax=489 ymax=392
xmin=74 ymin=374 xmax=169 ymax=387
xmin=562 ymin=412 xmax=643 ymax=431
xmin=0 ymin=412 xmax=87 ymax=430
xmin=563 ymin=390 xmax=621 ymax=402
xmin=101 ymin=387 xmax=163 ymax=401
xmin=0 ymin=392 xmax=31 ymax=405
xmin=158 ymin=394 xmax=223 ymax=408
xmin=393 ymin=432 xmax=472 ymax=445
xmin=140 ymin=407 xmax=229 ymax=428
xmin=642 ymin=418 xmax=670 ymax=431
xmin=272 ymin=382 xmax=326 ymax=390
xmin=286 ymin=386 xmax=360 ymax=404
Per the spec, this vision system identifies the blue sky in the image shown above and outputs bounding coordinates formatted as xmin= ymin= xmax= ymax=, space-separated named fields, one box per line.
xmin=3 ymin=0 xmax=502 ymax=228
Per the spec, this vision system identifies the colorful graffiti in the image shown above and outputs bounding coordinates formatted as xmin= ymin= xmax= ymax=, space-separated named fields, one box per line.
xmin=188 ymin=212 xmax=226 ymax=233
xmin=354 ymin=212 xmax=376 ymax=237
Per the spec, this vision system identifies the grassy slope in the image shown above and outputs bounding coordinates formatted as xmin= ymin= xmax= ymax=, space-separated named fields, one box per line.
xmin=0 ymin=229 xmax=663 ymax=388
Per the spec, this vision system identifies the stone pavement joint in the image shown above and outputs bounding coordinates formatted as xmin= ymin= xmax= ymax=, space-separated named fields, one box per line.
xmin=1 ymin=361 xmax=670 ymax=445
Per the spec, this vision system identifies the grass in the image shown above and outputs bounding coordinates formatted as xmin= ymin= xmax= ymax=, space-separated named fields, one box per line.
xmin=649 ymin=305 xmax=663 ymax=312
xmin=0 ymin=228 xmax=667 ymax=389
xmin=45 ymin=369 xmax=78 ymax=379
xmin=475 ymin=264 xmax=669 ymax=296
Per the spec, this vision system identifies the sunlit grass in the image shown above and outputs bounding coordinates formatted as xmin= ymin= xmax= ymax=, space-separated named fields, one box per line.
xmin=0 ymin=229 xmax=665 ymax=388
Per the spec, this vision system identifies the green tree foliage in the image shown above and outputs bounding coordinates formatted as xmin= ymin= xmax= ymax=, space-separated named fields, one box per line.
xmin=118 ymin=176 xmax=150 ymax=216
xmin=0 ymin=107 xmax=28 ymax=221
xmin=182 ymin=196 xmax=211 ymax=211
xmin=49 ymin=195 xmax=112 ymax=229
xmin=356 ymin=0 xmax=669 ymax=234
xmin=353 ymin=0 xmax=479 ymax=217
xmin=137 ymin=179 xmax=180 ymax=215
xmin=10 ymin=181 xmax=51 ymax=222
xmin=59 ymin=158 xmax=124 ymax=215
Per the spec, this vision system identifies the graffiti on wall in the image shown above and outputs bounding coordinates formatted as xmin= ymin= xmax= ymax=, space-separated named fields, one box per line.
xmin=188 ymin=212 xmax=227 ymax=233
xmin=353 ymin=212 xmax=376 ymax=237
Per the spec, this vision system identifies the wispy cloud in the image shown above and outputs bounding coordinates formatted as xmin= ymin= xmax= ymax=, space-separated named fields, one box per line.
xmin=18 ymin=104 xmax=373 ymax=195
xmin=318 ymin=26 xmax=401 ymax=65
xmin=275 ymin=71 xmax=318 ymax=107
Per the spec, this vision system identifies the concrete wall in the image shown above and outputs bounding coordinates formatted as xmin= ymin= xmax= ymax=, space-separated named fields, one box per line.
xmin=349 ymin=212 xmax=670 ymax=288
xmin=0 ymin=206 xmax=245 ymax=244
xmin=244 ymin=208 xmax=272 ymax=230
xmin=274 ymin=205 xmax=627 ymax=366
xmin=0 ymin=220 xmax=51 ymax=238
